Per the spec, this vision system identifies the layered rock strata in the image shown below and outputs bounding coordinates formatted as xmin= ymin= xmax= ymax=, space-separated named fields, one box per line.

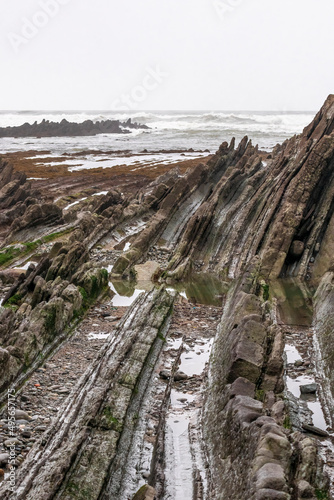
xmin=109 ymin=95 xmax=334 ymax=284
xmin=162 ymin=95 xmax=334 ymax=282
xmin=314 ymin=272 xmax=334 ymax=408
xmin=0 ymin=287 xmax=174 ymax=500
xmin=204 ymin=268 xmax=327 ymax=500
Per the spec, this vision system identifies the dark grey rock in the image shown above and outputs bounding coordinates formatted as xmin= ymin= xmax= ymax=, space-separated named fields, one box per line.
xmin=300 ymin=384 xmax=317 ymax=394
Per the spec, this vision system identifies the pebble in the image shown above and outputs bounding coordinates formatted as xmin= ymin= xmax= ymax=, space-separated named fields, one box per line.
xmin=174 ymin=371 xmax=188 ymax=381
xmin=159 ymin=370 xmax=171 ymax=380
xmin=0 ymin=453 xmax=9 ymax=465
xmin=300 ymin=383 xmax=318 ymax=394
xmin=4 ymin=438 xmax=21 ymax=447
xmin=34 ymin=426 xmax=47 ymax=432
xmin=15 ymin=410 xmax=31 ymax=421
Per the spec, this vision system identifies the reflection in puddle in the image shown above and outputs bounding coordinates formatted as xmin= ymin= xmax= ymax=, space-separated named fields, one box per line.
xmin=179 ymin=339 xmax=214 ymax=376
xmin=109 ymin=281 xmax=145 ymax=307
xmin=87 ymin=332 xmax=110 ymax=340
xmin=108 ymin=273 xmax=227 ymax=308
xmin=307 ymin=401 xmax=328 ymax=430
xmin=285 ymin=344 xmax=302 ymax=364
xmin=271 ymin=279 xmax=313 ymax=326
xmin=168 ymin=276 xmax=227 ymax=307
xmin=286 ymin=375 xmax=315 ymax=398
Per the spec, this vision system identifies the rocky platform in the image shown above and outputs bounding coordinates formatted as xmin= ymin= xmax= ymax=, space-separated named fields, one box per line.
xmin=1 ymin=96 xmax=334 ymax=499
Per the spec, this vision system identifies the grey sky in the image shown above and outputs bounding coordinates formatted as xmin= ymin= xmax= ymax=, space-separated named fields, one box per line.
xmin=1 ymin=0 xmax=333 ymax=111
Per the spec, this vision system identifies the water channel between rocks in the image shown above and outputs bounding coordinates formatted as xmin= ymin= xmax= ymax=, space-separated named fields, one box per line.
xmin=2 ymin=271 xmax=334 ymax=498
xmin=273 ymin=278 xmax=334 ymax=494
xmin=107 ymin=276 xmax=334 ymax=497
xmin=105 ymin=275 xmax=224 ymax=499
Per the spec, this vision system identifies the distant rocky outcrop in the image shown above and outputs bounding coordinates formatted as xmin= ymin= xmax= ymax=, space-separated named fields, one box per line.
xmin=0 ymin=118 xmax=149 ymax=138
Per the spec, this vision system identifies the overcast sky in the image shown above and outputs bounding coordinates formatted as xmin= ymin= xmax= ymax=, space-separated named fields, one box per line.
xmin=1 ymin=0 xmax=333 ymax=111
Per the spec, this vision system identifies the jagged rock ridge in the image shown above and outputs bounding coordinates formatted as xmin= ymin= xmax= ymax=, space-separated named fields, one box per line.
xmin=0 ymin=118 xmax=149 ymax=137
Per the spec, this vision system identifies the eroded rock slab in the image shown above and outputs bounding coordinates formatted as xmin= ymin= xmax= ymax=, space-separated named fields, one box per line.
xmin=0 ymin=287 xmax=174 ymax=500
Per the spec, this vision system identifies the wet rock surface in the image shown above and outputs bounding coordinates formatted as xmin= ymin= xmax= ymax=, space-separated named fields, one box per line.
xmin=1 ymin=97 xmax=334 ymax=498
xmin=203 ymin=268 xmax=329 ymax=500
xmin=0 ymin=287 xmax=175 ymax=500
xmin=0 ymin=301 xmax=127 ymax=472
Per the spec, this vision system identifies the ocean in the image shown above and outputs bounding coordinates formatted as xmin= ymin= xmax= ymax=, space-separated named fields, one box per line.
xmin=0 ymin=110 xmax=315 ymax=171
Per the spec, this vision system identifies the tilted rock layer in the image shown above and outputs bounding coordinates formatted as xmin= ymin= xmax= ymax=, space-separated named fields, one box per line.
xmin=1 ymin=96 xmax=334 ymax=499
xmin=109 ymin=94 xmax=334 ymax=284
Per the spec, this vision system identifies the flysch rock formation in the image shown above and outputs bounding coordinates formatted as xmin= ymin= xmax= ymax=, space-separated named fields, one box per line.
xmin=0 ymin=287 xmax=175 ymax=500
xmin=204 ymin=264 xmax=327 ymax=500
xmin=0 ymin=96 xmax=334 ymax=499
xmin=0 ymin=118 xmax=149 ymax=138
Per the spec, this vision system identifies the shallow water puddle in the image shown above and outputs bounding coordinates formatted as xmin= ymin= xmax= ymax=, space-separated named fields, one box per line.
xmin=12 ymin=260 xmax=39 ymax=271
xmin=109 ymin=281 xmax=146 ymax=307
xmin=64 ymin=197 xmax=87 ymax=210
xmin=166 ymin=277 xmax=226 ymax=307
xmin=286 ymin=374 xmax=327 ymax=429
xmin=170 ymin=390 xmax=196 ymax=408
xmin=64 ymin=191 xmax=109 ymax=211
xmin=93 ymin=190 xmax=108 ymax=196
xmin=167 ymin=337 xmax=183 ymax=351
xmin=164 ymin=414 xmax=194 ymax=500
xmin=285 ymin=343 xmax=328 ymax=429
xmin=164 ymin=328 xmax=216 ymax=498
xmin=179 ymin=338 xmax=214 ymax=376
xmin=285 ymin=344 xmax=302 ymax=364
xmin=307 ymin=401 xmax=328 ymax=430
xmin=283 ymin=323 xmax=334 ymax=495
xmin=87 ymin=332 xmax=111 ymax=340
xmin=286 ymin=374 xmax=315 ymax=399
